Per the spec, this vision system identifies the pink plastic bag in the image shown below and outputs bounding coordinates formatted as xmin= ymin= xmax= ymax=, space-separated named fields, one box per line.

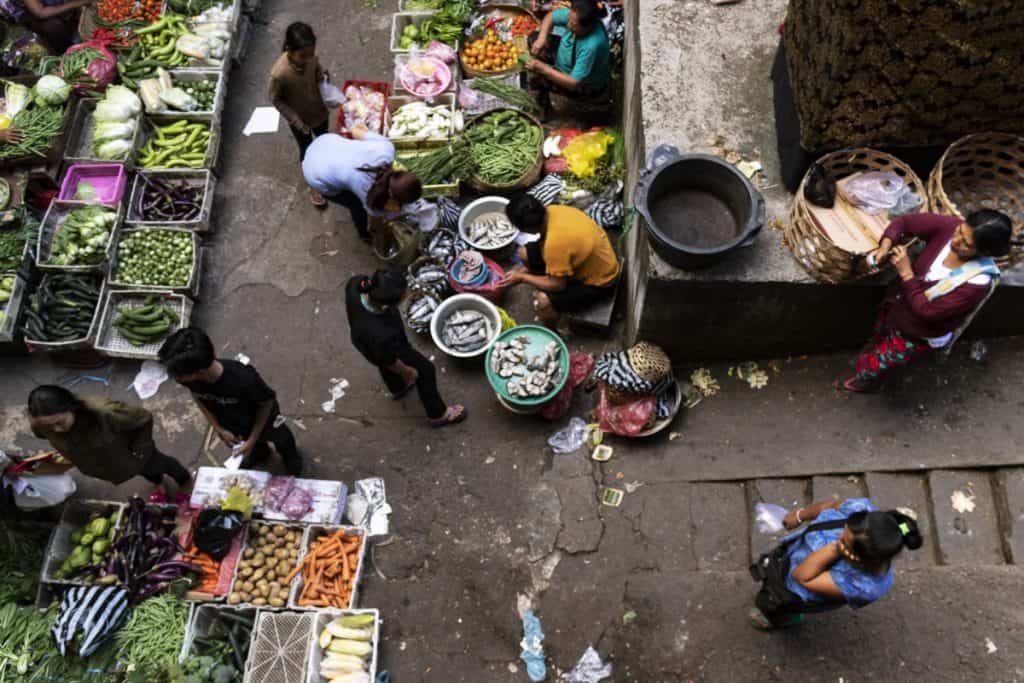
xmin=61 ymin=39 xmax=117 ymax=93
xmin=280 ymin=486 xmax=314 ymax=520
xmin=540 ymin=352 xmax=595 ymax=421
xmin=425 ymin=41 xmax=456 ymax=64
xmin=596 ymin=384 xmax=655 ymax=436
xmin=264 ymin=476 xmax=294 ymax=511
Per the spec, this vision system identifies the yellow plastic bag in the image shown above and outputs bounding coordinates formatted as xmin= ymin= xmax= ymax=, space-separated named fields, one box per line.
xmin=497 ymin=306 xmax=517 ymax=331
xmin=563 ymin=131 xmax=614 ymax=178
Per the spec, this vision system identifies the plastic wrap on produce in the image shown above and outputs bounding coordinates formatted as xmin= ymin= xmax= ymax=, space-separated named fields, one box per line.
xmin=342 ymin=85 xmax=386 ymax=133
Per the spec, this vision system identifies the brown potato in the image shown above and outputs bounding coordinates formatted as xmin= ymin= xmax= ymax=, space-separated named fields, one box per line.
xmin=257 ymin=525 xmax=270 ymax=536
xmin=251 ymin=568 xmax=265 ymax=583
xmin=251 ymin=597 xmax=267 ymax=606
xmin=239 ymin=566 xmax=253 ymax=578
xmin=239 ymin=592 xmax=252 ymax=602
xmin=243 ymin=548 xmax=255 ymax=559
xmin=227 ymin=593 xmax=242 ymax=605
xmin=252 ymin=553 xmax=265 ymax=566
xmin=268 ymin=597 xmax=285 ymax=607
xmin=240 ymin=581 xmax=254 ymax=593
xmin=277 ymin=588 xmax=289 ymax=601
xmin=273 ymin=525 xmax=287 ymax=536
xmin=265 ymin=570 xmax=276 ymax=582
xmin=268 ymin=581 xmax=281 ymax=594
xmin=285 ymin=531 xmax=297 ymax=543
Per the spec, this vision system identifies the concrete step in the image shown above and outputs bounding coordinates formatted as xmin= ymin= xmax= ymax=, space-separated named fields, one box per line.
xmin=811 ymin=474 xmax=866 ymax=503
xmin=746 ymin=478 xmax=809 ymax=564
xmin=927 ymin=470 xmax=1005 ymax=566
xmin=994 ymin=468 xmax=1024 ymax=564
xmin=862 ymin=472 xmax=938 ymax=568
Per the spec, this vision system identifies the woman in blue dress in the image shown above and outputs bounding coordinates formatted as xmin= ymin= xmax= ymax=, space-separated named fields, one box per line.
xmin=749 ymin=497 xmax=923 ymax=629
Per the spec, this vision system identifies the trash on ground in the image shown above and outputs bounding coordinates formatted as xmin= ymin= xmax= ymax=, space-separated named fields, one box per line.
xmin=755 ymin=502 xmax=789 ymax=534
xmin=985 ymin=637 xmax=997 ymax=654
xmin=242 ymin=106 xmax=280 ymax=135
xmin=548 ymin=417 xmax=588 ymax=454
xmin=132 ymin=360 xmax=168 ymax=399
xmin=346 ymin=477 xmax=391 ymax=536
xmin=561 ymin=645 xmax=612 ymax=683
xmin=591 ymin=444 xmax=613 ymax=462
xmin=732 ymin=362 xmax=769 ymax=389
xmin=622 ymin=610 xmax=637 ymax=625
xmin=322 ymin=377 xmax=349 ymax=413
xmin=950 ymin=487 xmax=976 ymax=514
xmin=624 ymin=480 xmax=644 ymax=494
xmin=600 ymin=487 xmax=624 ymax=507
xmin=690 ymin=368 xmax=719 ymax=397
xmin=234 ymin=352 xmax=250 ymax=365
xmin=970 ymin=341 xmax=988 ymax=363
xmin=519 ymin=610 xmax=546 ymax=682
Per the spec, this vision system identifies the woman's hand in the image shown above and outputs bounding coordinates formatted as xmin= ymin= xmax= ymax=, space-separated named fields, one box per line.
xmin=524 ymin=59 xmax=542 ymax=73
xmin=350 ymin=123 xmax=369 ymax=140
xmin=531 ymin=35 xmax=547 ymax=56
xmin=0 ymin=128 xmax=23 ymax=144
xmin=498 ymin=271 xmax=524 ymax=289
xmin=783 ymin=509 xmax=803 ymax=530
xmin=890 ymin=244 xmax=914 ymax=281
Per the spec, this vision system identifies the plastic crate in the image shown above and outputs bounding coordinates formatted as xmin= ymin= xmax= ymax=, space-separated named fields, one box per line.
xmin=335 ymin=80 xmax=390 ymax=138
xmin=109 ymin=226 xmax=201 ymax=297
xmin=385 ymin=93 xmax=457 ymax=150
xmin=0 ymin=272 xmax=26 ymax=343
xmin=126 ymin=169 xmax=217 ymax=232
xmin=94 ymin=289 xmax=192 ymax=359
xmin=458 ymin=74 xmax=526 ymax=115
xmin=244 ymin=610 xmax=315 ymax=683
xmin=288 ymin=526 xmax=366 ymax=611
xmin=58 ymin=164 xmax=128 ymax=206
xmin=226 ymin=522 xmax=304 ymax=609
xmin=180 ymin=604 xmax=258 ymax=666
xmin=0 ymin=77 xmax=74 ymax=168
xmin=390 ymin=12 xmax=457 ymax=53
xmin=41 ymin=500 xmax=124 ymax=586
xmin=147 ymin=69 xmax=226 ymax=122
xmin=393 ymin=147 xmax=460 ymax=197
xmin=36 ymin=200 xmax=122 ymax=273
xmin=63 ymin=98 xmax=143 ymax=168
xmin=305 ymin=609 xmax=380 ymax=683
xmin=78 ymin=1 xmax=166 ymax=47
xmin=137 ymin=117 xmax=221 ymax=171
xmin=23 ymin=273 xmax=106 ymax=352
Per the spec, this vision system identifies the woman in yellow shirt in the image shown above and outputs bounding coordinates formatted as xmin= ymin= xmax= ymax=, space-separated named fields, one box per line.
xmin=499 ymin=193 xmax=619 ymax=327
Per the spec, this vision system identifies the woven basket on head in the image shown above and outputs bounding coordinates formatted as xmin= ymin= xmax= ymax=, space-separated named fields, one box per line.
xmin=785 ymin=149 xmax=925 ymax=284
xmin=928 ymin=132 xmax=1024 ymax=267
xmin=605 ymin=342 xmax=672 ymax=405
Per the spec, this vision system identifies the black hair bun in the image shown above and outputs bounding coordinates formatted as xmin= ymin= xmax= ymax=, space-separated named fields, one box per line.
xmin=892 ymin=512 xmax=923 ymax=551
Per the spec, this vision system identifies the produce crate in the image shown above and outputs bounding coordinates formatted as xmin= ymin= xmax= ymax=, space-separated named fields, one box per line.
xmin=41 ymin=499 xmax=124 ymax=586
xmin=146 ymin=70 xmax=225 ymax=123
xmin=126 ymin=169 xmax=217 ymax=232
xmin=288 ymin=526 xmax=367 ymax=611
xmin=391 ymin=52 xmax=459 ymax=97
xmin=335 ymin=80 xmax=390 ymax=138
xmin=390 ymin=12 xmax=441 ymax=53
xmin=0 ymin=77 xmax=75 ymax=168
xmin=305 ymin=609 xmax=380 ymax=683
xmin=23 ymin=273 xmax=107 ymax=351
xmin=398 ymin=0 xmax=439 ymax=10
xmin=137 ymin=117 xmax=222 ymax=172
xmin=77 ymin=1 xmax=167 ymax=47
xmin=108 ymin=226 xmax=201 ymax=297
xmin=393 ymin=147 xmax=460 ymax=198
xmin=180 ymin=604 xmax=258 ymax=668
xmin=227 ymin=522 xmax=305 ymax=609
xmin=36 ymin=200 xmax=123 ymax=273
xmin=385 ymin=93 xmax=457 ymax=150
xmin=244 ymin=610 xmax=315 ymax=683
xmin=63 ymin=98 xmax=143 ymax=169
xmin=0 ymin=272 xmax=26 ymax=343
xmin=94 ymin=288 xmax=192 ymax=360
xmin=57 ymin=163 xmax=128 ymax=206
xmin=172 ymin=507 xmax=245 ymax=602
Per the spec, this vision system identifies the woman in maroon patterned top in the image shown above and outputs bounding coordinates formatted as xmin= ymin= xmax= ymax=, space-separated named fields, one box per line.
xmin=836 ymin=210 xmax=1013 ymax=393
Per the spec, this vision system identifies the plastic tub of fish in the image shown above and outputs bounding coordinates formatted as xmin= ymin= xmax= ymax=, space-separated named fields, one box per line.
xmin=458 ymin=195 xmax=518 ymax=254
xmin=485 ymin=324 xmax=570 ymax=406
xmin=430 ymin=293 xmax=501 ymax=359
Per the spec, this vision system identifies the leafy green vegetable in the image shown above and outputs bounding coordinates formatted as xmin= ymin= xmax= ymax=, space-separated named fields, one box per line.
xmin=33 ymin=75 xmax=71 ymax=105
xmin=4 ymin=81 xmax=30 ymax=118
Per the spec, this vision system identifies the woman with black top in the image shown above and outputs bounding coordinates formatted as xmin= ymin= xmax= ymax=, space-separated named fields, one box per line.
xmin=344 ymin=270 xmax=466 ymax=427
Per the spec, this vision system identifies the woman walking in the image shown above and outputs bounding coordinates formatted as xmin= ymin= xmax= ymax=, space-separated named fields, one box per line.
xmin=27 ymin=385 xmax=191 ymax=495
xmin=268 ymin=22 xmax=330 ymax=207
xmin=344 ymin=270 xmax=466 ymax=427
xmin=749 ymin=497 xmax=922 ymax=630
xmin=303 ymin=123 xmax=422 ymax=242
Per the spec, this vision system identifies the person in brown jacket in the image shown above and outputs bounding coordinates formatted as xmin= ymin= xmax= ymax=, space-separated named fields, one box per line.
xmin=27 ymin=385 xmax=190 ymax=493
xmin=268 ymin=22 xmax=330 ymax=207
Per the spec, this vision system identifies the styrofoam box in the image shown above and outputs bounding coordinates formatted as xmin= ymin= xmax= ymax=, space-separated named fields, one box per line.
xmin=305 ymin=608 xmax=380 ymax=683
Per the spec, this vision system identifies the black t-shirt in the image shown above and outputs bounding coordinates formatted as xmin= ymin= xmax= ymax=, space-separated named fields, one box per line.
xmin=183 ymin=359 xmax=279 ymax=437
xmin=344 ymin=276 xmax=409 ymax=367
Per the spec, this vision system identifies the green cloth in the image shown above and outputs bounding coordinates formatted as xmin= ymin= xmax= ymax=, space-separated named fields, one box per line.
xmin=551 ymin=8 xmax=610 ymax=92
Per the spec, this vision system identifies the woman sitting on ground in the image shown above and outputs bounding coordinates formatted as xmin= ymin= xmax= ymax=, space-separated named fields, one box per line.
xmin=749 ymin=498 xmax=922 ymax=630
xmin=836 ymin=209 xmax=1012 ymax=393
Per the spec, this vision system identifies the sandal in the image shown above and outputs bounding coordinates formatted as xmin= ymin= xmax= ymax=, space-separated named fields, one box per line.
xmin=310 ymin=188 xmax=326 ymax=208
xmin=832 ymin=376 xmax=880 ymax=394
xmin=430 ymin=404 xmax=467 ymax=428
xmin=748 ymin=607 xmax=803 ymax=631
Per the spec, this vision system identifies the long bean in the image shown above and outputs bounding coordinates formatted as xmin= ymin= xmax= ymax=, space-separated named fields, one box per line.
xmin=470 ymin=77 xmax=539 ymax=112
xmin=0 ymin=105 xmax=65 ymax=159
xmin=114 ymin=594 xmax=189 ymax=678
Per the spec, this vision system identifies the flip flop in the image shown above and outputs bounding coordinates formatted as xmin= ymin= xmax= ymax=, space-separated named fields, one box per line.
xmin=832 ymin=376 xmax=879 ymax=393
xmin=310 ymin=188 xmax=326 ymax=208
xmin=431 ymin=404 xmax=467 ymax=428
xmin=748 ymin=607 xmax=803 ymax=631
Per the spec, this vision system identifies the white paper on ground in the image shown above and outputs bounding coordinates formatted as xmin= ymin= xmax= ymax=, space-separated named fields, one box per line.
xmin=133 ymin=360 xmax=168 ymax=399
xmin=243 ymin=107 xmax=281 ymax=136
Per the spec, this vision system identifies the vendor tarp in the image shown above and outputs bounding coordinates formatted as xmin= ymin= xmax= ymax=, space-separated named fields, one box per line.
xmin=784 ymin=0 xmax=1024 ymax=149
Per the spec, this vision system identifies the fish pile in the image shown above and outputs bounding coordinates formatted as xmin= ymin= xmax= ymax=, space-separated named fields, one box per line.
xmin=466 ymin=211 xmax=517 ymax=249
xmin=408 ymin=257 xmax=449 ymax=297
xmin=425 ymin=228 xmax=458 ymax=266
xmin=441 ymin=309 xmax=493 ymax=353
xmin=491 ymin=336 xmax=563 ymax=399
xmin=455 ymin=250 xmax=485 ymax=283
xmin=405 ymin=291 xmax=440 ymax=334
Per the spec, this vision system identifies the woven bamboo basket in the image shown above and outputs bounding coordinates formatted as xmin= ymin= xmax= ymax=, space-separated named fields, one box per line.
xmin=466 ymin=109 xmax=544 ymax=194
xmin=785 ymin=148 xmax=925 ymax=284
xmin=928 ymin=132 xmax=1024 ymax=267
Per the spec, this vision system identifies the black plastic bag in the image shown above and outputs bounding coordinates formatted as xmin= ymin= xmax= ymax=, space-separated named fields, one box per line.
xmin=194 ymin=508 xmax=245 ymax=560
xmin=804 ymin=162 xmax=836 ymax=208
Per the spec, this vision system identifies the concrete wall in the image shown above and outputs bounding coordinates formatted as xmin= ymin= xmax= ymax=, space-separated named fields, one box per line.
xmin=621 ymin=0 xmax=647 ymax=344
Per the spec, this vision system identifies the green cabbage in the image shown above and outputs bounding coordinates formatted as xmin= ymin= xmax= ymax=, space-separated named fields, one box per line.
xmin=33 ymin=75 xmax=70 ymax=106
xmin=4 ymin=82 xmax=30 ymax=118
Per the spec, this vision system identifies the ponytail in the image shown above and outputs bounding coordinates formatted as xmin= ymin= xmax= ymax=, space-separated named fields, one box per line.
xmin=847 ymin=509 xmax=923 ymax=565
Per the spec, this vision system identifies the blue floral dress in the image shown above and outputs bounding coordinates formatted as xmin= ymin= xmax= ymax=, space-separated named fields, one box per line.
xmin=783 ymin=498 xmax=894 ymax=611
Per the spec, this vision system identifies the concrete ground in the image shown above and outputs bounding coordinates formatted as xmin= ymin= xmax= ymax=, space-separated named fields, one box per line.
xmin=3 ymin=0 xmax=1024 ymax=681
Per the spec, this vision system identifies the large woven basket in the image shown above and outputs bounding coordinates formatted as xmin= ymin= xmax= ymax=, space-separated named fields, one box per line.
xmin=928 ymin=132 xmax=1024 ymax=267
xmin=785 ymin=148 xmax=925 ymax=284
xmin=466 ymin=109 xmax=544 ymax=194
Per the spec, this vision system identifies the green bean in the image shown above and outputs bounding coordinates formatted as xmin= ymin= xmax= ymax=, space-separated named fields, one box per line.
xmin=114 ymin=594 xmax=189 ymax=679
xmin=0 ymin=104 xmax=65 ymax=160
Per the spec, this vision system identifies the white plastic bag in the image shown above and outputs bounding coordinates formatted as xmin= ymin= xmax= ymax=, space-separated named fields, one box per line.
xmin=842 ymin=171 xmax=905 ymax=214
xmin=319 ymin=75 xmax=344 ymax=109
xmin=548 ymin=417 xmax=588 ymax=454
xmin=404 ymin=198 xmax=439 ymax=232
xmin=12 ymin=474 xmax=77 ymax=509
xmin=754 ymin=503 xmax=789 ymax=535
